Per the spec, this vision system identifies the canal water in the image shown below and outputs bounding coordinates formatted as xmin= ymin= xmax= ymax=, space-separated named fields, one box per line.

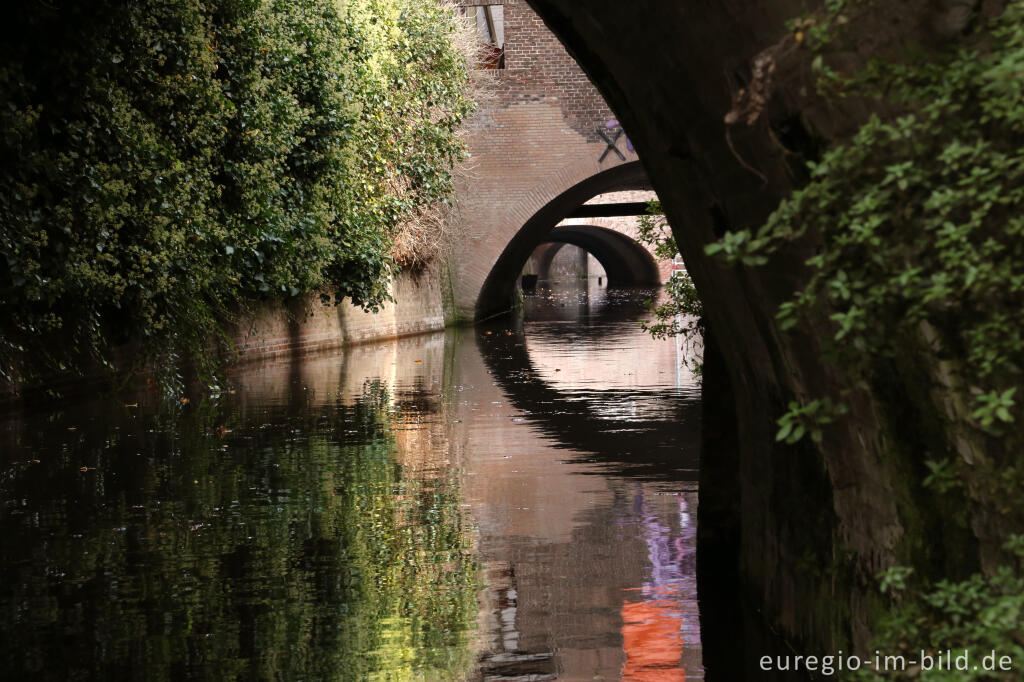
xmin=0 ymin=278 xmax=704 ymax=680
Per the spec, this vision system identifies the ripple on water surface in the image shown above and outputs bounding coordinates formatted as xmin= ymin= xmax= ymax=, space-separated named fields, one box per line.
xmin=0 ymin=278 xmax=703 ymax=680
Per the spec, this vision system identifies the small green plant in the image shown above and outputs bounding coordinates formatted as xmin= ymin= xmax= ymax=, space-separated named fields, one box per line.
xmin=972 ymin=388 xmax=1017 ymax=429
xmin=857 ymin=538 xmax=1024 ymax=680
xmin=878 ymin=565 xmax=914 ymax=595
xmin=636 ymin=201 xmax=705 ymax=347
xmin=775 ymin=397 xmax=848 ymax=444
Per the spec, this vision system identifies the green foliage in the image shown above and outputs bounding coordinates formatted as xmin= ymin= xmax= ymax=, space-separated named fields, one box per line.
xmin=703 ymin=228 xmax=769 ymax=267
xmin=972 ymin=388 xmax=1017 ymax=429
xmin=636 ymin=201 xmax=705 ymax=345
xmin=710 ymin=2 xmax=1024 ymax=444
xmin=775 ymin=397 xmax=848 ymax=444
xmin=878 ymin=565 xmax=915 ymax=595
xmin=635 ymin=201 xmax=679 ymax=263
xmin=860 ymin=538 xmax=1024 ymax=681
xmin=923 ymin=458 xmax=962 ymax=494
xmin=707 ymin=1 xmax=1024 ymax=675
xmin=0 ymin=0 xmax=472 ymax=388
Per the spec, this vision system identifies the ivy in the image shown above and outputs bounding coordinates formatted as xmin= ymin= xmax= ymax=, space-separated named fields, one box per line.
xmin=775 ymin=397 xmax=848 ymax=445
xmin=636 ymin=201 xmax=705 ymax=368
xmin=0 ymin=0 xmax=473 ymax=390
xmin=862 ymin=538 xmax=1024 ymax=681
xmin=703 ymin=1 xmax=1024 ymax=675
xmin=708 ymin=2 xmax=1024 ymax=444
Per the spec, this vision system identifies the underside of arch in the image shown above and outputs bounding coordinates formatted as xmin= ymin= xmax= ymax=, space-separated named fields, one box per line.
xmin=476 ymin=161 xmax=652 ymax=319
xmin=541 ymin=225 xmax=660 ymax=286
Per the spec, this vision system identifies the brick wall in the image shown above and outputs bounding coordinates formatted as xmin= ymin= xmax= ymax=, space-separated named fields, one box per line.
xmin=450 ymin=0 xmax=644 ymax=319
xmin=486 ymin=0 xmax=615 ymax=141
xmin=229 ymin=263 xmax=449 ymax=362
xmin=0 ymin=264 xmax=451 ymax=408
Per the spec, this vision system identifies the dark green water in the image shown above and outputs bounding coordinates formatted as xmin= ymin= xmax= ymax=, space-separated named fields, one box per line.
xmin=0 ymin=281 xmax=703 ymax=680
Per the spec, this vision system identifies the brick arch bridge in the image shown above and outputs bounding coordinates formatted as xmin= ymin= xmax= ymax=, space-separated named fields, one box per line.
xmin=451 ymin=0 xmax=979 ymax=664
xmin=472 ymin=161 xmax=660 ymax=317
xmin=450 ymin=1 xmax=654 ymax=321
xmin=530 ymin=224 xmax=661 ymax=286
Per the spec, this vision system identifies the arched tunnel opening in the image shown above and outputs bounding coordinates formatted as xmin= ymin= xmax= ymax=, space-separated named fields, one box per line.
xmin=475 ymin=161 xmax=666 ymax=319
xmin=527 ymin=225 xmax=661 ymax=288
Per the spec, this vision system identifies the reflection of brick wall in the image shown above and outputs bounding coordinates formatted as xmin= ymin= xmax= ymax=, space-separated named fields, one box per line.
xmin=0 ymin=266 xmax=450 ymax=406
xmin=451 ymin=1 xmax=641 ymax=318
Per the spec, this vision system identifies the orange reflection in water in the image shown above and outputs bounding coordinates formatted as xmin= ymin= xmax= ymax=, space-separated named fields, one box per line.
xmin=619 ymin=490 xmax=696 ymax=681
xmin=621 ymin=591 xmax=687 ymax=681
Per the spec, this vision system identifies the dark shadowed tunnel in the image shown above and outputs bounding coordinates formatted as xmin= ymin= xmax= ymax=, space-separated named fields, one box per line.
xmin=537 ymin=225 xmax=660 ymax=286
xmin=516 ymin=0 xmax=995 ymax=661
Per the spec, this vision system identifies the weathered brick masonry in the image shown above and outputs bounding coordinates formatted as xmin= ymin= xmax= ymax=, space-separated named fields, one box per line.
xmin=474 ymin=0 xmax=613 ymax=142
xmin=449 ymin=0 xmax=645 ymax=319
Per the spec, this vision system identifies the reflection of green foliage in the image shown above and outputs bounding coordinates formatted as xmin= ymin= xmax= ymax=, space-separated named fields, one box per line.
xmin=0 ymin=0 xmax=473 ymax=388
xmin=0 ymin=395 xmax=478 ymax=680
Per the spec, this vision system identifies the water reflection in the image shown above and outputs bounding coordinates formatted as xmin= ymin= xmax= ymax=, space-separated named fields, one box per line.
xmin=0 ymin=372 xmax=478 ymax=680
xmin=477 ymin=286 xmax=700 ymax=479
xmin=0 ymin=278 xmax=704 ymax=680
xmin=465 ymin=279 xmax=703 ymax=680
xmin=620 ymin=489 xmax=699 ymax=681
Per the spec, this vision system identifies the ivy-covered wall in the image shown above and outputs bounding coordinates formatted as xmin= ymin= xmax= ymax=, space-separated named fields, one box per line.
xmin=0 ymin=0 xmax=472 ymax=389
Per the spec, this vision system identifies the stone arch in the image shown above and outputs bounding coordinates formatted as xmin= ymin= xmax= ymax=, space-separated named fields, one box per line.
xmin=516 ymin=0 xmax=977 ymax=660
xmin=475 ymin=161 xmax=651 ymax=319
xmin=540 ymin=225 xmax=660 ymax=286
